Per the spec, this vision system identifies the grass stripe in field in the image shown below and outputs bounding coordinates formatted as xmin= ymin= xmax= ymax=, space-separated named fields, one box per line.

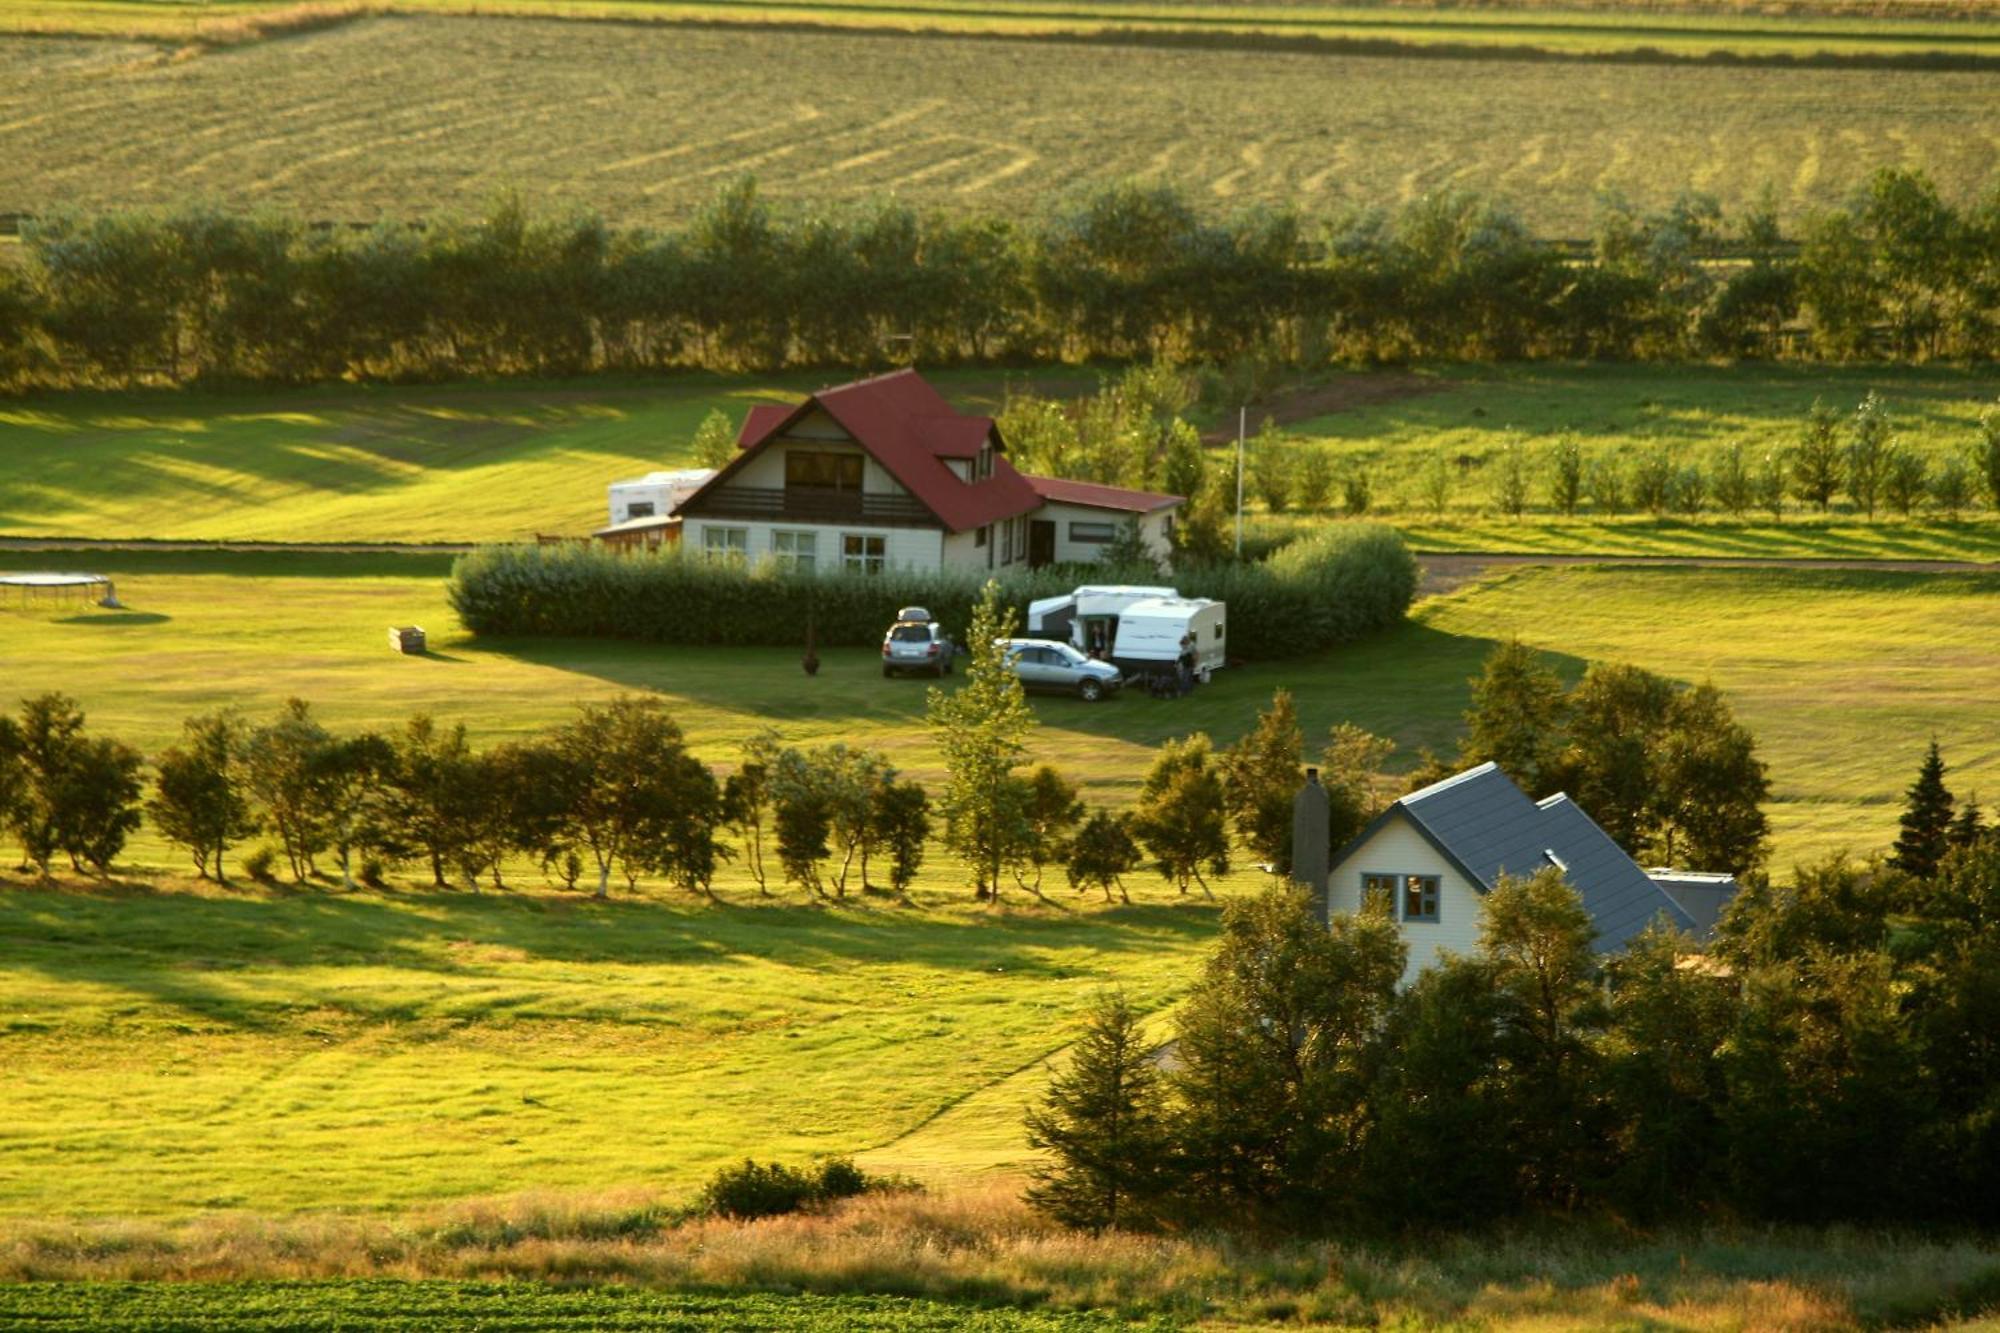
xmin=0 ymin=1281 xmax=1146 ymax=1329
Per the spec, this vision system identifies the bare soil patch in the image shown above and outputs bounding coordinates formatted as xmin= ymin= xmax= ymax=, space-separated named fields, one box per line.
xmin=1200 ymin=371 xmax=1444 ymax=443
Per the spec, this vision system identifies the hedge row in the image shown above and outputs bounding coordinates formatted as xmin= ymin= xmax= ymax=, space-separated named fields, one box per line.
xmin=446 ymin=524 xmax=1418 ymax=661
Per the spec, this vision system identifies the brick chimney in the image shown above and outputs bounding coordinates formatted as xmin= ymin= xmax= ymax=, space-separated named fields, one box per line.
xmin=1292 ymin=766 xmax=1330 ymax=920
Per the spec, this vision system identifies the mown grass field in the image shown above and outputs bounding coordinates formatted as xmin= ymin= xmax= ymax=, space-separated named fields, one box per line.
xmin=0 ymin=13 xmax=1994 ymax=233
xmin=3 ymin=365 xmax=1997 ymax=548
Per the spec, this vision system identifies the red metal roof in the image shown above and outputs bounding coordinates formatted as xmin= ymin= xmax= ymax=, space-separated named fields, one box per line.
xmin=1024 ymin=474 xmax=1184 ymax=513
xmin=698 ymin=369 xmax=1040 ymax=535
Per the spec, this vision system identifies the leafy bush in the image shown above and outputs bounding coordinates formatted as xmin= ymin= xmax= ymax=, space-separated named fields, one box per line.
xmin=701 ymin=1158 xmax=876 ymax=1220
xmin=241 ymin=845 xmax=277 ymax=881
xmin=448 ymin=525 xmax=1417 ymax=662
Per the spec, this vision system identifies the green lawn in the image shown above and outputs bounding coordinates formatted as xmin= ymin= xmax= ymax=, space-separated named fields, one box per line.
xmin=3 ymin=551 xmax=1997 ymax=1224
xmin=5 ymin=365 xmax=1999 ymax=554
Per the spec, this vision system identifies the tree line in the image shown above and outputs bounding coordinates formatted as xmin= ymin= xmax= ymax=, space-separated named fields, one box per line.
xmin=2 ymin=168 xmax=1994 ymax=391
xmin=1027 ymin=737 xmax=2000 ymax=1234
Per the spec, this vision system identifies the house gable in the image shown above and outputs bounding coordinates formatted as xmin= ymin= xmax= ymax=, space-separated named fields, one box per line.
xmin=1327 ymin=808 xmax=1485 ymax=985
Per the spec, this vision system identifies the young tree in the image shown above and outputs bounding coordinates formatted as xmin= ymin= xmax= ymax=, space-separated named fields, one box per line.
xmin=1655 ymin=683 xmax=1770 ymax=875
xmin=1846 ymin=391 xmax=1891 ymax=520
xmin=1668 ymin=463 xmax=1707 ymax=518
xmin=1295 ymin=448 xmax=1334 ymax=513
xmin=385 ymin=711 xmax=478 ymax=890
xmin=1479 ymin=867 xmax=1608 ymax=1209
xmin=690 ymin=407 xmax=737 ymax=470
xmin=1932 ymin=455 xmax=1974 ymax=521
xmin=1631 ymin=447 xmax=1674 ymax=516
xmin=1066 ymin=809 xmax=1141 ymax=903
xmin=1460 ymin=639 xmax=1568 ymax=796
xmin=1016 ymin=764 xmax=1083 ymax=896
xmin=148 ymin=710 xmax=253 ymax=881
xmin=1341 ymin=466 xmax=1372 ymax=518
xmin=0 ymin=716 xmax=22 ymax=867
xmin=241 ymin=697 xmax=336 ymax=883
xmin=1792 ymin=398 xmax=1844 ymax=512
xmin=3 ymin=696 xmax=140 ymax=876
xmin=929 ymin=581 xmax=1035 ymax=901
xmin=317 ymin=731 xmax=400 ymax=892
xmin=1882 ymin=445 xmax=1928 ymax=518
xmin=1024 ymin=991 xmax=1171 ymax=1232
xmin=1490 ymin=439 xmax=1529 ymax=520
xmin=1129 ymin=734 xmax=1230 ymax=897
xmin=1220 ymin=689 xmax=1302 ymax=872
xmin=1755 ymin=449 xmax=1788 ymax=520
xmin=722 ymin=737 xmax=777 ymax=895
xmin=1890 ymin=739 xmax=1954 ymax=880
xmin=772 ymin=764 xmax=833 ymax=898
xmin=549 ymin=696 xmax=689 ymax=898
xmin=870 ymin=776 xmax=930 ymax=895
xmin=1421 ymin=448 xmax=1452 ymax=518
xmin=1161 ymin=418 xmax=1206 ymax=508
xmin=1554 ymin=662 xmax=1678 ymax=857
xmin=1711 ymin=442 xmax=1753 ymax=517
xmin=1587 ymin=452 xmax=1627 ymax=516
xmin=1169 ymin=887 xmax=1404 ymax=1229
xmin=1321 ymin=722 xmax=1397 ymax=852
xmin=1547 ymin=435 xmax=1584 ymax=518
xmin=1977 ymin=400 xmax=2000 ymax=512
xmin=1248 ymin=418 xmax=1292 ymax=514
xmin=1949 ymin=793 xmax=1986 ymax=850
xmin=634 ymin=749 xmax=727 ymax=900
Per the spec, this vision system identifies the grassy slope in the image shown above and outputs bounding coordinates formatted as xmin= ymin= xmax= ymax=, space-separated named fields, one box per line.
xmin=5 ymin=366 xmax=1999 ymax=551
xmin=1 ymin=16 xmax=1994 ymax=233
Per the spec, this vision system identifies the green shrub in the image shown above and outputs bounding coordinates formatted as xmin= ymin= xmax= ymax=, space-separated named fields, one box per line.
xmin=241 ymin=845 xmax=277 ymax=881
xmin=448 ymin=526 xmax=1417 ymax=662
xmin=700 ymin=1157 xmax=876 ymax=1220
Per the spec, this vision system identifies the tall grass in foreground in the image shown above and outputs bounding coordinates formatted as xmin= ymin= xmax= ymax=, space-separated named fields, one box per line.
xmin=6 ymin=1185 xmax=1998 ymax=1327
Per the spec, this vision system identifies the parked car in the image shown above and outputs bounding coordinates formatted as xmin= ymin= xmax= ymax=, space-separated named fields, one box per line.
xmin=882 ymin=607 xmax=955 ymax=677
xmin=996 ymin=637 xmax=1123 ymax=702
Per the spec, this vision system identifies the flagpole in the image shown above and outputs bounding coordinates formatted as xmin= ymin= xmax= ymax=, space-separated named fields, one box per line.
xmin=1234 ymin=406 xmax=1246 ymax=559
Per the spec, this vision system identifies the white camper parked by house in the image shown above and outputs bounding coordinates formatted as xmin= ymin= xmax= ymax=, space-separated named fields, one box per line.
xmin=1027 ymin=585 xmax=1225 ymax=677
xmin=607 ymin=469 xmax=715 ymax=527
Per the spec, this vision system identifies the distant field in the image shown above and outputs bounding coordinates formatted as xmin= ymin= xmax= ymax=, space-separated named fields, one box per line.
xmin=0 ymin=550 xmax=1989 ymax=875
xmin=4 ymin=365 xmax=1996 ymax=546
xmin=0 ymin=14 xmax=1994 ymax=234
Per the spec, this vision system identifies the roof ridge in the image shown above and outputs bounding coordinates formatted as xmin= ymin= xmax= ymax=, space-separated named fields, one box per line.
xmin=818 ymin=367 xmax=922 ymax=394
xmin=1402 ymin=760 xmax=1500 ymax=805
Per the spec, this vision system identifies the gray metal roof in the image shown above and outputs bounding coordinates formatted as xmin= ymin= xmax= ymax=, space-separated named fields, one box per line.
xmin=1395 ymin=762 xmax=1696 ymax=951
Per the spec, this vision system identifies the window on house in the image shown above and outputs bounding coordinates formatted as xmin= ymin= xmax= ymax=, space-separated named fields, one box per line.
xmin=1402 ymin=875 xmax=1441 ymax=923
xmin=771 ymin=530 xmax=816 ymax=574
xmin=842 ymin=533 xmax=886 ymax=575
xmin=702 ymin=526 xmax=748 ymax=561
xmin=1001 ymin=519 xmax=1014 ymax=564
xmin=1361 ymin=873 xmax=1398 ymax=906
xmin=975 ymin=526 xmax=988 ymax=547
xmin=785 ymin=451 xmax=864 ymax=491
xmin=975 ymin=443 xmax=992 ymax=481
xmin=624 ymin=501 xmax=656 ymax=520
xmin=1069 ymin=521 xmax=1118 ymax=544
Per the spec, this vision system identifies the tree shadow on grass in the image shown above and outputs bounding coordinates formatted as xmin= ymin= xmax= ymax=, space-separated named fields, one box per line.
xmin=0 ymin=879 xmax=1218 ymax=1032
xmin=52 ymin=611 xmax=171 ymax=626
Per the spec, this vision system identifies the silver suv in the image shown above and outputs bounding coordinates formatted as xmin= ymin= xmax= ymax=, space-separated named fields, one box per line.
xmin=997 ymin=638 xmax=1123 ymax=702
xmin=882 ymin=608 xmax=955 ymax=677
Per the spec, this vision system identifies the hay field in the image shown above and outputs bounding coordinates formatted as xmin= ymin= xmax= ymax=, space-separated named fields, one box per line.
xmin=1 ymin=15 xmax=1994 ymax=233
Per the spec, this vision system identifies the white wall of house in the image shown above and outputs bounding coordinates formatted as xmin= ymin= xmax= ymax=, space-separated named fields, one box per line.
xmin=941 ymin=515 xmax=1034 ymax=573
xmin=1327 ymin=815 xmax=1486 ymax=986
xmin=1034 ymin=502 xmax=1176 ymax=565
xmin=682 ymin=518 xmax=943 ymax=574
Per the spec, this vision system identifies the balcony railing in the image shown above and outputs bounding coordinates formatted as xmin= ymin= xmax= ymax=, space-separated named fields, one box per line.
xmin=684 ymin=485 xmax=935 ymax=527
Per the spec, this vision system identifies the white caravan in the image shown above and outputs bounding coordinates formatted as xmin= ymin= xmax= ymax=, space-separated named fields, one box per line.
xmin=1026 ymin=584 xmax=1225 ymax=677
xmin=607 ymin=469 xmax=715 ymax=527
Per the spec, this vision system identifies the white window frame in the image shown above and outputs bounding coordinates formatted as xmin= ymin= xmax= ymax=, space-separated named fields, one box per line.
xmin=842 ymin=532 xmax=887 ymax=575
xmin=1069 ymin=520 xmax=1118 ymax=544
xmin=771 ymin=529 xmax=817 ymax=574
xmin=702 ymin=526 xmax=748 ymax=561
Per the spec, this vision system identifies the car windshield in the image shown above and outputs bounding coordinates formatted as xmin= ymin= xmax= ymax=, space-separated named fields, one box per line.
xmin=890 ymin=626 xmax=930 ymax=643
xmin=1054 ymin=645 xmax=1089 ymax=665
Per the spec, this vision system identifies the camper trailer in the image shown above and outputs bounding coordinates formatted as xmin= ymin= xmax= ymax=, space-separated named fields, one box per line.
xmin=1027 ymin=585 xmax=1225 ymax=677
xmin=606 ymin=469 xmax=716 ymax=527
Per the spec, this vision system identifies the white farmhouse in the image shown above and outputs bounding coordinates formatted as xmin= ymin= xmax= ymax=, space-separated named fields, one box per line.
xmin=668 ymin=369 xmax=1182 ymax=574
xmin=1324 ymin=762 xmax=1727 ymax=986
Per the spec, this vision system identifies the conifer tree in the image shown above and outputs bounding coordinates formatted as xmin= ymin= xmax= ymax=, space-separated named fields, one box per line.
xmin=1948 ymin=793 xmax=1985 ymax=850
xmin=1023 ymin=991 xmax=1170 ymax=1232
xmin=1461 ymin=639 xmax=1567 ymax=796
xmin=1891 ymin=739 xmax=1954 ymax=879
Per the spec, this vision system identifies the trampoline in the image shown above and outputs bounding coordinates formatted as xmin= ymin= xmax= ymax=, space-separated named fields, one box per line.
xmin=0 ymin=572 xmax=123 ymax=609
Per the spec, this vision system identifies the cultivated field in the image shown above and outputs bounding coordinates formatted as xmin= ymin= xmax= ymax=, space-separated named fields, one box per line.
xmin=0 ymin=14 xmax=1994 ymax=234
xmin=4 ymin=365 xmax=1997 ymax=546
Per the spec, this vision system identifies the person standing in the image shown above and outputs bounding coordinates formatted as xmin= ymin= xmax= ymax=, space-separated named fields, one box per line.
xmin=1176 ymin=632 xmax=1196 ymax=697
